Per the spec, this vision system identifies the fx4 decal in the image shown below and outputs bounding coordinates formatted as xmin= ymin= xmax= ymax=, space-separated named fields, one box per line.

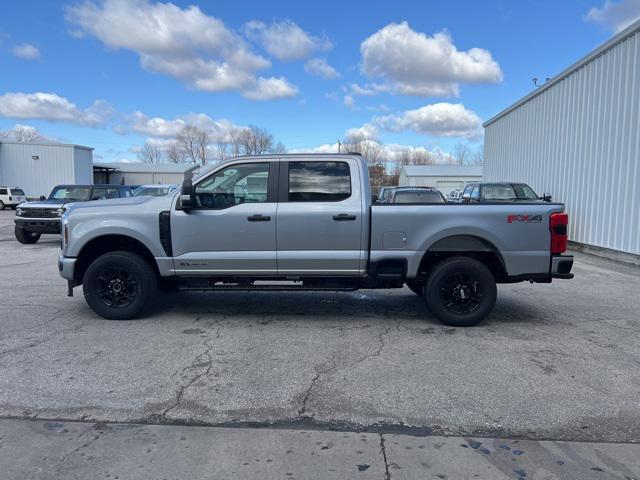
xmin=507 ymin=214 xmax=543 ymax=224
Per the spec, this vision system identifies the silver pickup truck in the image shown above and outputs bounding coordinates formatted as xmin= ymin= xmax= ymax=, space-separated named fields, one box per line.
xmin=59 ymin=154 xmax=573 ymax=326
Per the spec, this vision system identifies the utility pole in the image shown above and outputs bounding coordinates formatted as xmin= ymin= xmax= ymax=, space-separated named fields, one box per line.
xmin=338 ymin=139 xmax=341 ymax=153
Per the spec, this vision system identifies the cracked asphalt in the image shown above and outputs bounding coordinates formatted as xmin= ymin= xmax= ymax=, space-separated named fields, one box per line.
xmin=1 ymin=210 xmax=640 ymax=478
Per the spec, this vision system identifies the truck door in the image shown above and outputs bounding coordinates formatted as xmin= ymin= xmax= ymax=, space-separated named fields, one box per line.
xmin=171 ymin=161 xmax=278 ymax=275
xmin=276 ymin=159 xmax=365 ymax=275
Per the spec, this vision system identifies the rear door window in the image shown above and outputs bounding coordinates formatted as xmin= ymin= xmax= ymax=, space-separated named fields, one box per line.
xmin=91 ymin=187 xmax=120 ymax=200
xmin=288 ymin=161 xmax=351 ymax=202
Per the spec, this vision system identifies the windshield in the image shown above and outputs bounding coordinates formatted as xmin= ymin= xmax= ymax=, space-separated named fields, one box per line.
xmin=49 ymin=186 xmax=92 ymax=201
xmin=513 ymin=183 xmax=539 ymax=199
xmin=133 ymin=186 xmax=173 ymax=197
xmin=394 ymin=190 xmax=445 ymax=204
xmin=11 ymin=188 xmax=25 ymax=196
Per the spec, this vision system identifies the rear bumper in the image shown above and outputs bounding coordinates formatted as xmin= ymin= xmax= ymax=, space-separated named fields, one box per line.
xmin=58 ymin=255 xmax=77 ymax=281
xmin=551 ymin=254 xmax=574 ymax=279
xmin=15 ymin=218 xmax=61 ymax=234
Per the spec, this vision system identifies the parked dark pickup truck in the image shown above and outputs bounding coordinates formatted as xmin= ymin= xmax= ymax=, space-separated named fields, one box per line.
xmin=58 ymin=154 xmax=573 ymax=326
xmin=15 ymin=184 xmax=132 ymax=244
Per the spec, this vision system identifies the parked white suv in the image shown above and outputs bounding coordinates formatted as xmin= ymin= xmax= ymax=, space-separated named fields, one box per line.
xmin=0 ymin=186 xmax=26 ymax=210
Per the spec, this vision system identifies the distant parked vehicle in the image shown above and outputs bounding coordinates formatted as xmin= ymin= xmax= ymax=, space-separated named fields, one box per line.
xmin=461 ymin=182 xmax=551 ymax=204
xmin=447 ymin=189 xmax=463 ymax=203
xmin=132 ymin=184 xmax=179 ymax=197
xmin=14 ymin=184 xmax=133 ymax=244
xmin=0 ymin=186 xmax=26 ymax=210
xmin=378 ymin=186 xmax=396 ymax=203
xmin=388 ymin=187 xmax=446 ymax=204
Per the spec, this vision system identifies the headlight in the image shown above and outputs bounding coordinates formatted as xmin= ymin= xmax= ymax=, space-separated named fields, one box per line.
xmin=16 ymin=207 xmax=23 ymax=217
xmin=55 ymin=207 xmax=65 ymax=217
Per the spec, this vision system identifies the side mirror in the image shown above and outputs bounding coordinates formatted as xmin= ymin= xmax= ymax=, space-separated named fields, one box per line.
xmin=39 ymin=195 xmax=46 ymax=201
xmin=371 ymin=194 xmax=379 ymax=203
xmin=179 ymin=177 xmax=196 ymax=210
xmin=541 ymin=192 xmax=552 ymax=202
xmin=461 ymin=196 xmax=470 ymax=204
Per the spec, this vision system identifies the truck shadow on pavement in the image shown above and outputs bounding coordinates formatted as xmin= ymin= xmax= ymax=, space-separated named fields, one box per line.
xmin=144 ymin=289 xmax=545 ymax=328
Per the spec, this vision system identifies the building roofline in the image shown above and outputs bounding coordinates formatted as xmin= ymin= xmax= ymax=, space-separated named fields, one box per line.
xmin=483 ymin=17 xmax=640 ymax=128
xmin=0 ymin=141 xmax=94 ymax=150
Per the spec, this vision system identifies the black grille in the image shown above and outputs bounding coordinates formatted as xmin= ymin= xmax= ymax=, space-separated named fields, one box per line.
xmin=21 ymin=208 xmax=58 ymax=218
xmin=159 ymin=211 xmax=172 ymax=256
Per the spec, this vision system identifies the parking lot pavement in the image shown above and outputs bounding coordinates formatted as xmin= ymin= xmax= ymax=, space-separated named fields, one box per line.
xmin=2 ymin=419 xmax=639 ymax=479
xmin=1 ymin=208 xmax=640 ymax=475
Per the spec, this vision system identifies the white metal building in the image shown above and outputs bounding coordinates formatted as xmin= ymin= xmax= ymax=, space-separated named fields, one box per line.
xmin=398 ymin=165 xmax=483 ymax=195
xmin=93 ymin=162 xmax=193 ymax=186
xmin=483 ymin=19 xmax=640 ymax=258
xmin=0 ymin=142 xmax=93 ymax=198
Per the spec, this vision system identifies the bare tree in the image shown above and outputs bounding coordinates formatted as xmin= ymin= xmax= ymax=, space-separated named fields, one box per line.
xmin=452 ymin=142 xmax=471 ymax=165
xmin=341 ymin=133 xmax=386 ymax=189
xmin=137 ymin=142 xmax=164 ymax=163
xmin=164 ymin=142 xmax=184 ymax=163
xmin=471 ymin=146 xmax=483 ymax=166
xmin=229 ymin=126 xmax=275 ymax=156
xmin=0 ymin=125 xmax=46 ymax=143
xmin=177 ymin=125 xmax=209 ymax=165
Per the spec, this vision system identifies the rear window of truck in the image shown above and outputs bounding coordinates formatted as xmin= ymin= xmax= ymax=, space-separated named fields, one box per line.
xmin=288 ymin=161 xmax=351 ymax=202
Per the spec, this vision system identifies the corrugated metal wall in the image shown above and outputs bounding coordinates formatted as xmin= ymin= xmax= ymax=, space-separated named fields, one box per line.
xmin=73 ymin=148 xmax=93 ymax=184
xmin=484 ymin=28 xmax=640 ymax=255
xmin=0 ymin=143 xmax=92 ymax=198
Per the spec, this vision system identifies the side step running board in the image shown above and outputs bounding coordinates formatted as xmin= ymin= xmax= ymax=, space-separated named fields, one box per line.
xmin=176 ymin=280 xmax=358 ymax=292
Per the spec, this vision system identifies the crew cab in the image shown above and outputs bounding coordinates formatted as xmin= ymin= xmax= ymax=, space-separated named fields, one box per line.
xmin=59 ymin=154 xmax=573 ymax=326
xmin=15 ymin=184 xmax=132 ymax=244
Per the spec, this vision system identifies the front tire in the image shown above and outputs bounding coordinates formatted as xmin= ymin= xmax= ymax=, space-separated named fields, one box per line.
xmin=15 ymin=226 xmax=41 ymax=244
xmin=424 ymin=257 xmax=497 ymax=327
xmin=82 ymin=251 xmax=157 ymax=320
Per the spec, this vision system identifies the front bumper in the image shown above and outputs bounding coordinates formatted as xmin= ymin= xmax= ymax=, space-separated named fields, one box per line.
xmin=551 ymin=254 xmax=574 ymax=279
xmin=15 ymin=218 xmax=61 ymax=234
xmin=58 ymin=255 xmax=77 ymax=281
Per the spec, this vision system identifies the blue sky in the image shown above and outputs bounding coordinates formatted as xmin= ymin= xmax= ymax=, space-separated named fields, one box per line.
xmin=0 ymin=0 xmax=638 ymax=162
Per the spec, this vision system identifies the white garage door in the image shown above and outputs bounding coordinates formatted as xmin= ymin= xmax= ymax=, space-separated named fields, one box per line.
xmin=436 ymin=181 xmax=464 ymax=196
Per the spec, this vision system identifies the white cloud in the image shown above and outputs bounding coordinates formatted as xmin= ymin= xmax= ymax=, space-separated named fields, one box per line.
xmin=241 ymin=76 xmax=298 ymax=100
xmin=377 ymin=102 xmax=482 ymax=139
xmin=123 ymin=111 xmax=241 ymax=142
xmin=12 ymin=43 xmax=41 ymax=60
xmin=66 ymin=0 xmax=297 ymax=100
xmin=245 ymin=19 xmax=331 ymax=61
xmin=304 ymin=58 xmax=340 ymax=79
xmin=360 ymin=22 xmax=502 ymax=97
xmin=585 ymin=0 xmax=640 ymax=32
xmin=343 ymin=95 xmax=356 ymax=109
xmin=345 ymin=123 xmax=378 ymax=140
xmin=0 ymin=92 xmax=112 ymax=127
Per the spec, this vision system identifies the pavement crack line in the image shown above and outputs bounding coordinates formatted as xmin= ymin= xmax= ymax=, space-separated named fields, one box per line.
xmin=161 ymin=338 xmax=215 ymax=420
xmin=379 ymin=433 xmax=391 ymax=480
xmin=298 ymin=325 xmax=396 ymax=419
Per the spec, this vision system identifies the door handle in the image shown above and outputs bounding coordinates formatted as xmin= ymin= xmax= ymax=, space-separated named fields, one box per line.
xmin=247 ymin=214 xmax=271 ymax=222
xmin=332 ymin=214 xmax=357 ymax=221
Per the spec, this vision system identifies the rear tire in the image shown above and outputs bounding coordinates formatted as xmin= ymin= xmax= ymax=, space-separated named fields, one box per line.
xmin=405 ymin=279 xmax=424 ymax=296
xmin=424 ymin=257 xmax=497 ymax=327
xmin=82 ymin=251 xmax=157 ymax=320
xmin=0 ymin=201 xmax=5 ymax=210
xmin=15 ymin=226 xmax=41 ymax=244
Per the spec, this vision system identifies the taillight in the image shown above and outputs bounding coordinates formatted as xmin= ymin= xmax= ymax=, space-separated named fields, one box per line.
xmin=550 ymin=212 xmax=568 ymax=254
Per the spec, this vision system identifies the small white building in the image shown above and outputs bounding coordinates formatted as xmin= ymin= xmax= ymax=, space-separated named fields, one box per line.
xmin=93 ymin=162 xmax=194 ymax=186
xmin=398 ymin=165 xmax=483 ymax=195
xmin=0 ymin=142 xmax=93 ymax=198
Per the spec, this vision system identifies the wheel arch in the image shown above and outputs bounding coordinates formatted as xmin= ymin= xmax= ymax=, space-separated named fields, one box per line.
xmin=416 ymin=234 xmax=507 ymax=281
xmin=73 ymin=234 xmax=159 ymax=284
